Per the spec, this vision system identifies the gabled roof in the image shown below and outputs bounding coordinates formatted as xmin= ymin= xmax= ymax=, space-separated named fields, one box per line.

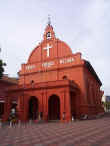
xmin=84 ymin=60 xmax=102 ymax=86
xmin=0 ymin=75 xmax=18 ymax=85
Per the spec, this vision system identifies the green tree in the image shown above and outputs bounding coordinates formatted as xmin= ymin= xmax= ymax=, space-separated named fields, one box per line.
xmin=0 ymin=59 xmax=6 ymax=79
xmin=103 ymin=101 xmax=110 ymax=112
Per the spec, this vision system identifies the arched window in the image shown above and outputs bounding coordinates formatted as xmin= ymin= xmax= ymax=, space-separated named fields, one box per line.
xmin=31 ymin=80 xmax=34 ymax=84
xmin=30 ymin=80 xmax=34 ymax=87
xmin=62 ymin=75 xmax=68 ymax=80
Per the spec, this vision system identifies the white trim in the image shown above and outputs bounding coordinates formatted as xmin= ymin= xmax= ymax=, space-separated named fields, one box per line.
xmin=0 ymin=100 xmax=5 ymax=103
xmin=12 ymin=101 xmax=17 ymax=104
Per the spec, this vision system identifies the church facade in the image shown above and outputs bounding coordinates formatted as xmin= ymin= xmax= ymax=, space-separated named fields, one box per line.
xmin=3 ymin=22 xmax=104 ymax=122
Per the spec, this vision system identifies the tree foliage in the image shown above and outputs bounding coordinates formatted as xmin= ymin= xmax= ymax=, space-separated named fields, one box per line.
xmin=0 ymin=59 xmax=6 ymax=79
xmin=103 ymin=101 xmax=110 ymax=112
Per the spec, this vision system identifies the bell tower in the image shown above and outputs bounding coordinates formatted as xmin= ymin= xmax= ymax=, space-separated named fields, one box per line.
xmin=43 ymin=16 xmax=56 ymax=41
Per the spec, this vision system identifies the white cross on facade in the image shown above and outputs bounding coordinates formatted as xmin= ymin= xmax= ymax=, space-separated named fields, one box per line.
xmin=43 ymin=44 xmax=52 ymax=57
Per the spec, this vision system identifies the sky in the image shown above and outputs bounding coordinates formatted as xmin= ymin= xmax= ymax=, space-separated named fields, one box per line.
xmin=0 ymin=0 xmax=110 ymax=95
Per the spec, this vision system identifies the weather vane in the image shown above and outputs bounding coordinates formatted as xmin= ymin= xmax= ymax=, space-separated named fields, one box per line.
xmin=48 ymin=14 xmax=51 ymax=25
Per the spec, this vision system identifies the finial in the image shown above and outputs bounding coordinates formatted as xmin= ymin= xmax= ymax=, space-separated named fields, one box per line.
xmin=48 ymin=14 xmax=51 ymax=26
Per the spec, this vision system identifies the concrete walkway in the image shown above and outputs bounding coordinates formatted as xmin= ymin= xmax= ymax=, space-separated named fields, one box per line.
xmin=0 ymin=115 xmax=110 ymax=146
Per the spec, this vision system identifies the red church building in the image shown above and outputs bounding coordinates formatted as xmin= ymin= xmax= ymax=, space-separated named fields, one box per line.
xmin=3 ymin=21 xmax=104 ymax=122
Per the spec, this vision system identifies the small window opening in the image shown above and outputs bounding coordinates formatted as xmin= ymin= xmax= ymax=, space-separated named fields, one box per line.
xmin=63 ymin=76 xmax=68 ymax=80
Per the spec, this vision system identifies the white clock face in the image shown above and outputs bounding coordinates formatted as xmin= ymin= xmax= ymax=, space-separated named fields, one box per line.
xmin=46 ymin=32 xmax=51 ymax=39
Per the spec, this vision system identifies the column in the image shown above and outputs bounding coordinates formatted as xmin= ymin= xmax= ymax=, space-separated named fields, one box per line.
xmin=60 ymin=91 xmax=65 ymax=122
xmin=3 ymin=96 xmax=11 ymax=121
xmin=18 ymin=94 xmax=25 ymax=121
xmin=42 ymin=90 xmax=48 ymax=121
xmin=65 ymin=89 xmax=71 ymax=122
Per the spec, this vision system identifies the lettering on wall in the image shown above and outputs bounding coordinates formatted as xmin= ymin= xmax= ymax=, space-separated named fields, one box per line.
xmin=26 ymin=65 xmax=35 ymax=70
xmin=25 ymin=57 xmax=75 ymax=70
xmin=60 ymin=57 xmax=74 ymax=64
xmin=42 ymin=61 xmax=54 ymax=68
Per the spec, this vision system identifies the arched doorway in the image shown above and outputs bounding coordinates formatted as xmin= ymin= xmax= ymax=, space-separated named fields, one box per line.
xmin=0 ymin=102 xmax=4 ymax=118
xmin=28 ymin=96 xmax=39 ymax=120
xmin=48 ymin=95 xmax=60 ymax=120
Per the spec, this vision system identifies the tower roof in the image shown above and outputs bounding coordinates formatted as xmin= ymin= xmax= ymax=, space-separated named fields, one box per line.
xmin=43 ymin=18 xmax=55 ymax=41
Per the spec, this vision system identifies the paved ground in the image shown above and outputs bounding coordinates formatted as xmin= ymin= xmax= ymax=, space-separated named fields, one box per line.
xmin=0 ymin=115 xmax=110 ymax=146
